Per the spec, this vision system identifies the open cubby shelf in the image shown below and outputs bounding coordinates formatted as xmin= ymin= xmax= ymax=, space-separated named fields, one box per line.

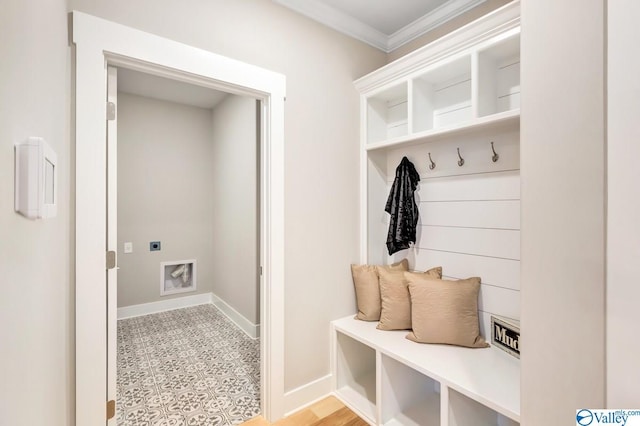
xmin=332 ymin=317 xmax=520 ymax=426
xmin=364 ymin=30 xmax=520 ymax=152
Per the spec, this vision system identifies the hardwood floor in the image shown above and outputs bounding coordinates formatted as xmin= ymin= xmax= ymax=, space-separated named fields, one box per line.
xmin=241 ymin=396 xmax=368 ymax=426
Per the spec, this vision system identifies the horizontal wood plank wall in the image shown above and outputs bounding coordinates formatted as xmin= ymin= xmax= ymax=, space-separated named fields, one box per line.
xmin=375 ymin=124 xmax=520 ymax=337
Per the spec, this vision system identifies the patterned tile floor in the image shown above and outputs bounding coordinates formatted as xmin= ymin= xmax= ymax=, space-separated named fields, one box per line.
xmin=117 ymin=304 xmax=260 ymax=426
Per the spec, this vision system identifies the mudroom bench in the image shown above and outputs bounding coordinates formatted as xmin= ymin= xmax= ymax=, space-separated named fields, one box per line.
xmin=331 ymin=316 xmax=520 ymax=426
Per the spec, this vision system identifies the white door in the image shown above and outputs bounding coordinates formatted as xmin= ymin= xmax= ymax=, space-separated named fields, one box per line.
xmin=106 ymin=65 xmax=118 ymax=425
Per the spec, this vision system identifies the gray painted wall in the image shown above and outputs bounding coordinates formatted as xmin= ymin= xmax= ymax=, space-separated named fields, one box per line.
xmin=0 ymin=1 xmax=74 ymax=425
xmin=117 ymin=93 xmax=216 ymax=307
xmin=210 ymin=96 xmax=259 ymax=325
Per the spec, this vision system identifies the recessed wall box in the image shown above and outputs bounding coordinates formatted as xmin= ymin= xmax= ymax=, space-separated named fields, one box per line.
xmin=14 ymin=137 xmax=58 ymax=219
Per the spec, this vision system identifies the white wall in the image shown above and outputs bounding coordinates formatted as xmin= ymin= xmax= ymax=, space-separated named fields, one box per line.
xmin=117 ymin=93 xmax=215 ymax=307
xmin=607 ymin=0 xmax=640 ymax=407
xmin=67 ymin=0 xmax=387 ymax=393
xmin=520 ymin=0 xmax=605 ymax=423
xmin=0 ymin=1 xmax=73 ymax=425
xmin=211 ymin=96 xmax=259 ymax=325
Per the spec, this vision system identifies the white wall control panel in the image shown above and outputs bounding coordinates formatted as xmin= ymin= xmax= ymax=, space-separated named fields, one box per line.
xmin=15 ymin=137 xmax=58 ymax=220
xmin=124 ymin=242 xmax=133 ymax=253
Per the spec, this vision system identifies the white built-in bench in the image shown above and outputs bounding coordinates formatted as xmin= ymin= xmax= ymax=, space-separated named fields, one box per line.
xmin=331 ymin=315 xmax=520 ymax=426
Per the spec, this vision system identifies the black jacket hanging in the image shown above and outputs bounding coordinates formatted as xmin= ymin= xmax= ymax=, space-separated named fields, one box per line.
xmin=385 ymin=156 xmax=420 ymax=255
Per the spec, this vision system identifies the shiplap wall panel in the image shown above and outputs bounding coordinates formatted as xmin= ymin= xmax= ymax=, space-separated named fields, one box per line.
xmin=434 ymin=74 xmax=472 ymax=129
xmin=387 ymin=98 xmax=408 ymax=139
xmin=377 ymin=125 xmax=520 ymax=324
xmin=419 ymin=171 xmax=520 ymax=201
xmin=497 ymin=59 xmax=520 ymax=113
xmin=413 ymin=249 xmax=519 ymax=290
xmin=417 ymin=226 xmax=520 ymax=260
xmin=419 ymin=200 xmax=520 ymax=230
xmin=475 ymin=283 xmax=520 ymax=319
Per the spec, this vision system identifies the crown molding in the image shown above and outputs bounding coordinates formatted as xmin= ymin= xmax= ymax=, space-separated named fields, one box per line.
xmin=273 ymin=0 xmax=389 ymax=51
xmin=387 ymin=0 xmax=487 ymax=51
xmin=273 ymin=0 xmax=487 ymax=53
xmin=354 ymin=1 xmax=520 ymax=94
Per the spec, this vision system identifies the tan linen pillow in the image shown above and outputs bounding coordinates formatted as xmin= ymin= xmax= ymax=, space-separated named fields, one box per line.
xmin=377 ymin=266 xmax=443 ymax=330
xmin=351 ymin=259 xmax=409 ymax=321
xmin=405 ymin=273 xmax=489 ymax=348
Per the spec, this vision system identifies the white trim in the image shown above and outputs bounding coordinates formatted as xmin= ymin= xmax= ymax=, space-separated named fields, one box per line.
xmin=273 ymin=0 xmax=485 ymax=53
xmin=106 ymin=65 xmax=118 ymax=426
xmin=387 ymin=0 xmax=486 ymax=51
xmin=72 ymin=11 xmax=286 ymax=424
xmin=211 ymin=293 xmax=260 ymax=339
xmin=273 ymin=0 xmax=388 ymax=51
xmin=117 ymin=293 xmax=213 ymax=320
xmin=354 ymin=1 xmax=520 ymax=93
xmin=283 ymin=374 xmax=333 ymax=416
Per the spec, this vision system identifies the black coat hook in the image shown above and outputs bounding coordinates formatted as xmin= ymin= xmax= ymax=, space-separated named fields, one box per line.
xmin=491 ymin=141 xmax=499 ymax=163
xmin=428 ymin=153 xmax=436 ymax=170
xmin=457 ymin=147 xmax=465 ymax=167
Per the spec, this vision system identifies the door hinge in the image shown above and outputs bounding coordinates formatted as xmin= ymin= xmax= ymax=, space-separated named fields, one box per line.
xmin=106 ymin=400 xmax=115 ymax=420
xmin=260 ymin=266 xmax=263 ymax=276
xmin=106 ymin=251 xmax=117 ymax=270
xmin=107 ymin=102 xmax=116 ymax=121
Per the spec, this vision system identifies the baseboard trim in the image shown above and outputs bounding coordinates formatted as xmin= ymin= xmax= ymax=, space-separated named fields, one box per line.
xmin=117 ymin=293 xmax=213 ymax=320
xmin=283 ymin=374 xmax=333 ymax=416
xmin=211 ymin=293 xmax=260 ymax=339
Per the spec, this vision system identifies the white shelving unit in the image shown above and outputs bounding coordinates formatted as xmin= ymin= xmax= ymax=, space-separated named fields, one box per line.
xmin=380 ymin=354 xmax=440 ymax=426
xmin=476 ymin=33 xmax=521 ymax=118
xmin=362 ymin=27 xmax=521 ymax=152
xmin=332 ymin=317 xmax=520 ymax=426
xmin=413 ymin=55 xmax=472 ymax=133
xmin=367 ymin=82 xmax=409 ymax=144
xmin=338 ymin=2 xmax=522 ymax=426
xmin=335 ymin=332 xmax=377 ymax=421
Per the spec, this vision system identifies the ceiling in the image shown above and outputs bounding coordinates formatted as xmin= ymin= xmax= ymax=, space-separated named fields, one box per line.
xmin=273 ymin=0 xmax=486 ymax=52
xmin=117 ymin=68 xmax=229 ymax=109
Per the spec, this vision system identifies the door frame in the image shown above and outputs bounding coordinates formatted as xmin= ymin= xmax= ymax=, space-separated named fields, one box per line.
xmin=72 ymin=11 xmax=286 ymax=425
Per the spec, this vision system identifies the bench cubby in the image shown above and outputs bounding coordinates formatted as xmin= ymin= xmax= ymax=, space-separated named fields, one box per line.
xmin=332 ymin=316 xmax=519 ymax=426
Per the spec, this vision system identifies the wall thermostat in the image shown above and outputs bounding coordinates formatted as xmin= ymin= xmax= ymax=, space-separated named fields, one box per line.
xmin=15 ymin=137 xmax=58 ymax=219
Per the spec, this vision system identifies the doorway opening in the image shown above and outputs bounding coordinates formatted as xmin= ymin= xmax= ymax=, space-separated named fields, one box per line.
xmin=73 ymin=11 xmax=285 ymax=425
xmin=111 ymin=66 xmax=263 ymax=424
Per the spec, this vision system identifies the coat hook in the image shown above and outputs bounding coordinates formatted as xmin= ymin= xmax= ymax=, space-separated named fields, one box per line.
xmin=457 ymin=147 xmax=465 ymax=167
xmin=491 ymin=141 xmax=499 ymax=163
xmin=428 ymin=153 xmax=436 ymax=170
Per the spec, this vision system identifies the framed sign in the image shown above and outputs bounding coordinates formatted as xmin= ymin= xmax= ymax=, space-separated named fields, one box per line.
xmin=491 ymin=316 xmax=520 ymax=358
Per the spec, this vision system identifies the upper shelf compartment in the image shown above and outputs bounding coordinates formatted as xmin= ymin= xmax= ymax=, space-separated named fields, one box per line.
xmin=367 ymin=82 xmax=408 ymax=145
xmin=413 ymin=55 xmax=472 ymax=134
xmin=476 ymin=32 xmax=521 ymax=118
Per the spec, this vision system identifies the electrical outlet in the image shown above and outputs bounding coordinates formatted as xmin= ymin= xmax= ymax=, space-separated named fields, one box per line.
xmin=124 ymin=242 xmax=133 ymax=253
xmin=150 ymin=241 xmax=161 ymax=251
